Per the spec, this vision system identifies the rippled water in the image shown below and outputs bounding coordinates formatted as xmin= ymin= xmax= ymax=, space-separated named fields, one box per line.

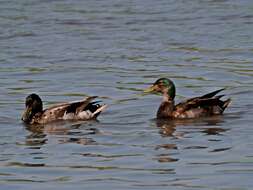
xmin=1 ymin=0 xmax=253 ymax=189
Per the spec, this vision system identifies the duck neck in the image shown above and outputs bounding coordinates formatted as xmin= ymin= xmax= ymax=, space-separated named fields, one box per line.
xmin=162 ymin=92 xmax=174 ymax=103
xmin=157 ymin=94 xmax=175 ymax=119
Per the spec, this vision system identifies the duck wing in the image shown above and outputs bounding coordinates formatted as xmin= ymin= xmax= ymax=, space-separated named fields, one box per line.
xmin=41 ymin=96 xmax=106 ymax=122
xmin=200 ymin=88 xmax=225 ymax=98
xmin=65 ymin=96 xmax=98 ymax=114
xmin=174 ymin=89 xmax=230 ymax=117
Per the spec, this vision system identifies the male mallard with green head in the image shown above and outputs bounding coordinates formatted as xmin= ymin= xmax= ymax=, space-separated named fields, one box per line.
xmin=22 ymin=94 xmax=107 ymax=124
xmin=145 ymin=78 xmax=231 ymax=119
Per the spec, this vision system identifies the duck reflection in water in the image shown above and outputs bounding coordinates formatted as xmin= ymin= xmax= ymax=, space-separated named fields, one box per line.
xmin=155 ymin=114 xmax=228 ymax=137
xmin=24 ymin=120 xmax=99 ymax=147
xmin=154 ymin=116 xmax=229 ymax=163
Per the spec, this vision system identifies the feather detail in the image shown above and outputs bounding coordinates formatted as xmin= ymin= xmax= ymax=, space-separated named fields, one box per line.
xmin=75 ymin=96 xmax=98 ymax=113
xmin=91 ymin=104 xmax=108 ymax=118
xmin=172 ymin=93 xmax=230 ymax=119
xmin=200 ymin=88 xmax=225 ymax=98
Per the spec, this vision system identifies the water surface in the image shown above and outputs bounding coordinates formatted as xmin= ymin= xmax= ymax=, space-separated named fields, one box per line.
xmin=1 ymin=0 xmax=253 ymax=189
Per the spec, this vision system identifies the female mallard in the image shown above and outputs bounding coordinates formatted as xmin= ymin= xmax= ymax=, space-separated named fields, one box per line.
xmin=21 ymin=94 xmax=107 ymax=124
xmin=145 ymin=78 xmax=231 ymax=119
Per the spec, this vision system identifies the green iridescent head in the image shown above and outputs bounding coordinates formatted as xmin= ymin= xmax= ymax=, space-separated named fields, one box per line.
xmin=22 ymin=94 xmax=43 ymax=124
xmin=145 ymin=78 xmax=176 ymax=100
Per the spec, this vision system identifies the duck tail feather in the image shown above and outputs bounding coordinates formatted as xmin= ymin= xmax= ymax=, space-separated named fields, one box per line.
xmin=222 ymin=98 xmax=232 ymax=111
xmin=92 ymin=104 xmax=108 ymax=118
xmin=90 ymin=100 xmax=103 ymax=105
xmin=215 ymin=94 xmax=225 ymax=99
xmin=201 ymin=88 xmax=225 ymax=99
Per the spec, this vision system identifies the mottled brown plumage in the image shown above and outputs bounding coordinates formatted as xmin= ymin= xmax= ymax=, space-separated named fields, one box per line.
xmin=145 ymin=78 xmax=231 ymax=119
xmin=22 ymin=94 xmax=107 ymax=124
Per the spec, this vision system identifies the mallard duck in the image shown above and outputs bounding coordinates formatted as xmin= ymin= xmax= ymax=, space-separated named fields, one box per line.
xmin=144 ymin=78 xmax=231 ymax=119
xmin=21 ymin=94 xmax=107 ymax=124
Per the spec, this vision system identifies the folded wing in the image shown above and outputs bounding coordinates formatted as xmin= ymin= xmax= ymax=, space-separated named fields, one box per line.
xmin=174 ymin=89 xmax=231 ymax=118
xmin=40 ymin=96 xmax=107 ymax=123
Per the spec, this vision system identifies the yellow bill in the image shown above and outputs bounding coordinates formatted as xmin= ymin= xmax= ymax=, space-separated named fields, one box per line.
xmin=144 ymin=85 xmax=156 ymax=93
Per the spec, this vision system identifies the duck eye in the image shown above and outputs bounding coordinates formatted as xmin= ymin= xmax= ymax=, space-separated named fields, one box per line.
xmin=158 ymin=82 xmax=164 ymax=86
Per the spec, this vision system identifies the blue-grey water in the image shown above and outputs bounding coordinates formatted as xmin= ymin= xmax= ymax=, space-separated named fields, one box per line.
xmin=1 ymin=0 xmax=253 ymax=189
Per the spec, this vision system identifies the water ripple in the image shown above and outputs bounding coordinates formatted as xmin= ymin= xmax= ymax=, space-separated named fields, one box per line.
xmin=1 ymin=0 xmax=253 ymax=189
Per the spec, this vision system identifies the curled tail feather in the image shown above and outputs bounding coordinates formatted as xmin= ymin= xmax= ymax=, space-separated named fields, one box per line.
xmin=222 ymin=98 xmax=231 ymax=111
xmin=91 ymin=104 xmax=108 ymax=118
